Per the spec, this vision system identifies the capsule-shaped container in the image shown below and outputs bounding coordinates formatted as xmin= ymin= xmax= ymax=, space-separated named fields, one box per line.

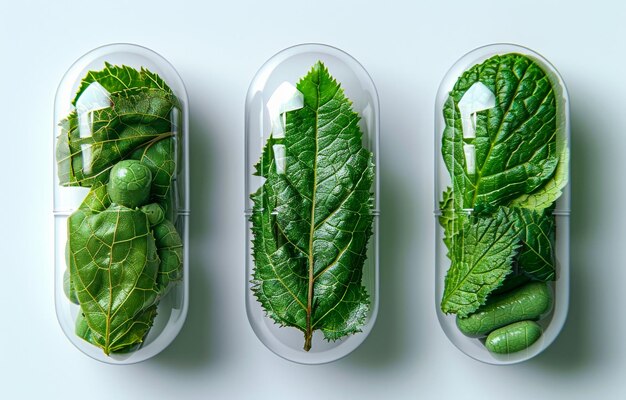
xmin=434 ymin=44 xmax=570 ymax=364
xmin=245 ymin=44 xmax=380 ymax=364
xmin=53 ymin=44 xmax=189 ymax=364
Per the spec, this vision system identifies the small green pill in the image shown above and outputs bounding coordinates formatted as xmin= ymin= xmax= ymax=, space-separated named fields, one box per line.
xmin=486 ymin=320 xmax=542 ymax=354
xmin=140 ymin=203 xmax=165 ymax=226
xmin=107 ymin=160 xmax=152 ymax=208
xmin=456 ymin=282 xmax=552 ymax=337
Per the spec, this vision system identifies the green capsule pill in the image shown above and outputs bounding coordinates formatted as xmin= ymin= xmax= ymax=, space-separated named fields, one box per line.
xmin=456 ymin=282 xmax=552 ymax=337
xmin=486 ymin=320 xmax=542 ymax=354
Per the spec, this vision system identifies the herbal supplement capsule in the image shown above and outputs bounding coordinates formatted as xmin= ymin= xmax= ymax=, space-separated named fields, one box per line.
xmin=486 ymin=321 xmax=542 ymax=354
xmin=434 ymin=44 xmax=570 ymax=365
xmin=54 ymin=43 xmax=189 ymax=364
xmin=456 ymin=282 xmax=552 ymax=338
xmin=244 ymin=43 xmax=380 ymax=364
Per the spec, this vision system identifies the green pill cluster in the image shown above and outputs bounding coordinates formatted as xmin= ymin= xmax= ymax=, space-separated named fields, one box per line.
xmin=456 ymin=282 xmax=552 ymax=354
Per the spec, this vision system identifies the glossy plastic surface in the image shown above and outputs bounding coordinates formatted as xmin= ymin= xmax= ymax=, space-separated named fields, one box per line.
xmin=53 ymin=43 xmax=189 ymax=364
xmin=434 ymin=44 xmax=570 ymax=364
xmin=245 ymin=43 xmax=380 ymax=364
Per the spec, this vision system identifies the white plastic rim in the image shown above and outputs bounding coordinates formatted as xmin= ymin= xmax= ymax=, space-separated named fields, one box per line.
xmin=244 ymin=43 xmax=380 ymax=364
xmin=53 ymin=43 xmax=189 ymax=364
xmin=434 ymin=43 xmax=570 ymax=365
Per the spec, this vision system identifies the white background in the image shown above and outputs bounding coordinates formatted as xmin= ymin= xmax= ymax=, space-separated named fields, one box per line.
xmin=2 ymin=0 xmax=625 ymax=398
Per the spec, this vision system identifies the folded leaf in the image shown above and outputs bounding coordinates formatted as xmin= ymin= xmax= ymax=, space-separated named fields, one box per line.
xmin=68 ymin=201 xmax=160 ymax=355
xmin=153 ymin=219 xmax=183 ymax=294
xmin=57 ymin=87 xmax=178 ymax=187
xmin=442 ymin=54 xmax=559 ymax=212
xmin=441 ymin=208 xmax=521 ymax=317
xmin=511 ymin=139 xmax=569 ymax=210
xmin=251 ymin=62 xmax=374 ymax=350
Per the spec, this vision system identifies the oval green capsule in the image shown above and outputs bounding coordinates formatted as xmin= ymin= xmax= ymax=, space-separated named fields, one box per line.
xmin=486 ymin=320 xmax=542 ymax=354
xmin=456 ymin=281 xmax=552 ymax=337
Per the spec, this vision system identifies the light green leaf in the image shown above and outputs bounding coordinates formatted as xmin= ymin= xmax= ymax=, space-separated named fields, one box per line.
xmin=251 ymin=62 xmax=374 ymax=350
xmin=511 ymin=139 xmax=569 ymax=209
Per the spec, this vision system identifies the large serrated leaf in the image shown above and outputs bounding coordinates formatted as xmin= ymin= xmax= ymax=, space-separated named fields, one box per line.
xmin=441 ymin=208 xmax=521 ymax=317
xmin=442 ymin=54 xmax=559 ymax=211
xmin=251 ymin=62 xmax=374 ymax=350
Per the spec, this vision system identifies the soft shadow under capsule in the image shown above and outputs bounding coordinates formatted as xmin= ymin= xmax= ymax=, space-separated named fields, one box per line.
xmin=244 ymin=43 xmax=380 ymax=364
xmin=434 ymin=43 xmax=570 ymax=364
xmin=53 ymin=43 xmax=189 ymax=364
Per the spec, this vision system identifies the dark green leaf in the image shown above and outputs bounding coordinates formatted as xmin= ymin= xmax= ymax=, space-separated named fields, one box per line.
xmin=442 ymin=53 xmax=559 ymax=211
xmin=516 ymin=208 xmax=556 ymax=281
xmin=251 ymin=62 xmax=374 ymax=350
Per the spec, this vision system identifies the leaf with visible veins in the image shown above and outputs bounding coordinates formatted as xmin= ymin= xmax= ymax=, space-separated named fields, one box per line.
xmin=251 ymin=62 xmax=374 ymax=350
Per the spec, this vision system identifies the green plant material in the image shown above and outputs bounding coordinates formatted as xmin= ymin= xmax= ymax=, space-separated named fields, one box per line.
xmin=57 ymin=65 xmax=184 ymax=355
xmin=516 ymin=208 xmax=556 ymax=281
xmin=511 ymin=140 xmax=569 ymax=210
xmin=141 ymin=203 xmax=166 ymax=226
xmin=131 ymin=137 xmax=177 ymax=208
xmin=56 ymin=63 xmax=180 ymax=187
xmin=251 ymin=62 xmax=374 ymax=351
xmin=439 ymin=187 xmax=465 ymax=252
xmin=68 ymin=187 xmax=160 ymax=355
xmin=456 ymin=281 xmax=552 ymax=337
xmin=63 ymin=268 xmax=78 ymax=305
xmin=441 ymin=208 xmax=521 ymax=317
xmin=72 ymin=63 xmax=173 ymax=106
xmin=107 ymin=160 xmax=153 ymax=208
xmin=442 ymin=53 xmax=559 ymax=212
xmin=485 ymin=320 xmax=542 ymax=354
xmin=439 ymin=53 xmax=567 ymax=318
xmin=153 ymin=220 xmax=183 ymax=294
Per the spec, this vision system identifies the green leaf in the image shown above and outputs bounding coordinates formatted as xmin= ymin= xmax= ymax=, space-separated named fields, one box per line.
xmin=442 ymin=53 xmax=559 ymax=211
xmin=441 ymin=208 xmax=521 ymax=317
xmin=511 ymin=139 xmax=569 ymax=210
xmin=152 ymin=220 xmax=183 ymax=294
xmin=516 ymin=208 xmax=556 ymax=281
xmin=251 ymin=62 xmax=374 ymax=350
xmin=439 ymin=186 xmax=466 ymax=252
xmin=131 ymin=137 xmax=177 ymax=204
xmin=57 ymin=69 xmax=180 ymax=187
xmin=68 ymin=203 xmax=160 ymax=355
xmin=72 ymin=63 xmax=173 ymax=106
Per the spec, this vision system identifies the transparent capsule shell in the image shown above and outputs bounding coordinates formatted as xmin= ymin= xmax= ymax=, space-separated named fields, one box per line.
xmin=245 ymin=43 xmax=380 ymax=364
xmin=434 ymin=43 xmax=570 ymax=364
xmin=53 ymin=43 xmax=189 ymax=364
